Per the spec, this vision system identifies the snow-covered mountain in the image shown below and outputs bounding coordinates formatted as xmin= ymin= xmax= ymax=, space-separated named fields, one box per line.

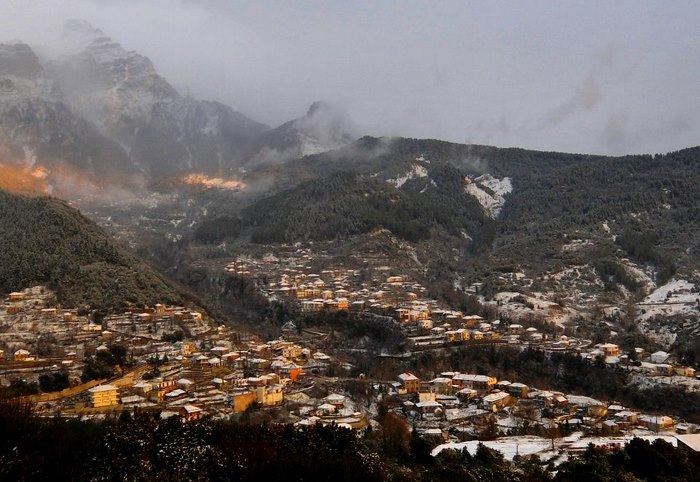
xmin=0 ymin=41 xmax=134 ymax=191
xmin=48 ymin=20 xmax=269 ymax=176
xmin=0 ymin=21 xmax=362 ymax=186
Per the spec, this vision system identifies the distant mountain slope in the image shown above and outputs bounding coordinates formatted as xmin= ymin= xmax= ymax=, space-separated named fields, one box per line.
xmin=493 ymin=147 xmax=700 ymax=275
xmin=0 ymin=189 xmax=182 ymax=312
xmin=195 ymin=168 xmax=493 ymax=248
xmin=243 ymin=136 xmax=602 ymax=189
xmin=219 ymin=137 xmax=700 ymax=283
xmin=50 ymin=20 xmax=269 ymax=175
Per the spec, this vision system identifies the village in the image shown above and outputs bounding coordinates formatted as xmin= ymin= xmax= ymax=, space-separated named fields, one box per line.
xmin=1 ymin=245 xmax=700 ymax=460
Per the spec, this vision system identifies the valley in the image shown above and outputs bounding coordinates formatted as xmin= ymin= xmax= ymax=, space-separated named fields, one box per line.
xmin=0 ymin=14 xmax=699 ymax=481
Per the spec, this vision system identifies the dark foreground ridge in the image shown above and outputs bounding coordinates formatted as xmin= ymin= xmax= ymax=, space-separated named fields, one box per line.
xmin=1 ymin=396 xmax=699 ymax=482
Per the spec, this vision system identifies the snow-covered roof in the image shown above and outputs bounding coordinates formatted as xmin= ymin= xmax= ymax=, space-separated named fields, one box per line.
xmin=454 ymin=374 xmax=495 ymax=383
xmin=181 ymin=404 xmax=203 ymax=414
xmin=89 ymin=384 xmax=118 ymax=393
xmin=482 ymin=392 xmax=510 ymax=403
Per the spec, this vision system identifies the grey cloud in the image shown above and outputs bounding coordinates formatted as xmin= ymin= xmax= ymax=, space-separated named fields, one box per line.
xmin=601 ymin=112 xmax=694 ymax=155
xmin=541 ymin=76 xmax=603 ymax=128
xmin=602 ymin=111 xmax=629 ymax=152
xmin=0 ymin=0 xmax=698 ymax=156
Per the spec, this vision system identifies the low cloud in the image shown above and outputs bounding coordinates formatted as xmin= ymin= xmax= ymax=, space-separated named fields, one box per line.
xmin=0 ymin=1 xmax=698 ymax=156
xmin=542 ymin=76 xmax=603 ymax=128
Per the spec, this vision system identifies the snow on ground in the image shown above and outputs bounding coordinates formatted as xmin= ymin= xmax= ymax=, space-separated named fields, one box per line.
xmin=564 ymin=395 xmax=604 ymax=407
xmin=432 ymin=432 xmax=677 ymax=461
xmin=493 ymin=292 xmax=525 ymax=303
xmin=491 ymin=292 xmax=577 ymax=327
xmin=638 ymin=322 xmax=678 ymax=350
xmin=464 ymin=174 xmax=512 ymax=218
xmin=566 ymin=434 xmax=677 ymax=451
xmin=641 ymin=279 xmax=696 ymax=304
xmin=298 ymin=134 xmax=348 ymax=156
xmin=432 ymin=436 xmax=552 ymax=460
xmin=388 ymin=164 xmax=429 ymax=188
xmin=636 ymin=279 xmax=698 ymax=322
xmin=561 ymin=239 xmax=595 ymax=251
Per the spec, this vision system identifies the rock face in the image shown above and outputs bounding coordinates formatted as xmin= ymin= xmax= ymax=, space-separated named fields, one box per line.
xmin=0 ymin=42 xmax=134 ymax=183
xmin=49 ymin=20 xmax=269 ymax=176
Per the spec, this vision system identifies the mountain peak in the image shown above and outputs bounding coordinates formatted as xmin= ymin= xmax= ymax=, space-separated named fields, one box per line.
xmin=63 ymin=19 xmax=105 ymax=44
xmin=57 ymin=19 xmax=180 ymax=107
xmin=306 ymin=100 xmax=333 ymax=117
xmin=46 ymin=20 xmax=268 ymax=176
xmin=63 ymin=19 xmax=141 ymax=68
xmin=244 ymin=102 xmax=356 ymax=164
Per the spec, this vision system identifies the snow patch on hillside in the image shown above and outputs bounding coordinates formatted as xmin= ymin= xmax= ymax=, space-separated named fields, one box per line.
xmin=636 ymin=279 xmax=698 ymax=323
xmin=388 ymin=164 xmax=428 ymax=188
xmin=464 ymin=174 xmax=512 ymax=218
xmin=642 ymin=279 xmax=696 ymax=304
xmin=432 ymin=436 xmax=552 ymax=460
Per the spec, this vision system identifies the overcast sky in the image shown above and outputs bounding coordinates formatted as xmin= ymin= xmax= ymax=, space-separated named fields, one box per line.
xmin=1 ymin=0 xmax=699 ymax=155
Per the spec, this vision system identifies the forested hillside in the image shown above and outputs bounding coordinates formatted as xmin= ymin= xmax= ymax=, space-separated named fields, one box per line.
xmin=0 ymin=189 xmax=181 ymax=312
xmin=196 ymin=169 xmax=493 ymax=246
xmin=495 ymin=147 xmax=700 ymax=276
xmin=199 ymin=138 xmax=700 ymax=282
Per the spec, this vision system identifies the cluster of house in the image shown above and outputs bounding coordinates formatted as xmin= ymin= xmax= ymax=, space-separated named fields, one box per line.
xmin=224 ymin=251 xmax=596 ymax=355
xmin=224 ymin=253 xmax=596 ymax=357
xmin=0 ymin=285 xmax=366 ymax=428
xmin=74 ymin=337 xmax=339 ymax=420
xmin=1 ymin=283 xmax=216 ymax=346
xmin=582 ymin=343 xmax=697 ymax=379
xmin=395 ymin=371 xmax=532 ymax=415
xmin=226 ymin=252 xmax=439 ymax=319
xmin=79 ymin=335 xmax=369 ymax=429
xmin=2 ymin=256 xmax=697 ymax=443
xmin=392 ymin=370 xmax=692 ymax=438
xmin=101 ymin=303 xmax=212 ymax=338
xmin=279 ymin=270 xmax=433 ymax=317
xmin=1 ymin=287 xmax=213 ymax=361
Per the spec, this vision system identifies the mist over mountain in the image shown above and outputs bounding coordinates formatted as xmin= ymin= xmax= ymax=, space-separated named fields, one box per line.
xmin=0 ymin=42 xmax=135 ymax=193
xmin=196 ymin=136 xmax=700 ymax=286
xmin=2 ymin=19 xmax=698 ymax=288
xmin=0 ymin=20 xmax=364 ymax=197
xmin=245 ymin=101 xmax=356 ymax=166
xmin=49 ymin=20 xmax=269 ymax=176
